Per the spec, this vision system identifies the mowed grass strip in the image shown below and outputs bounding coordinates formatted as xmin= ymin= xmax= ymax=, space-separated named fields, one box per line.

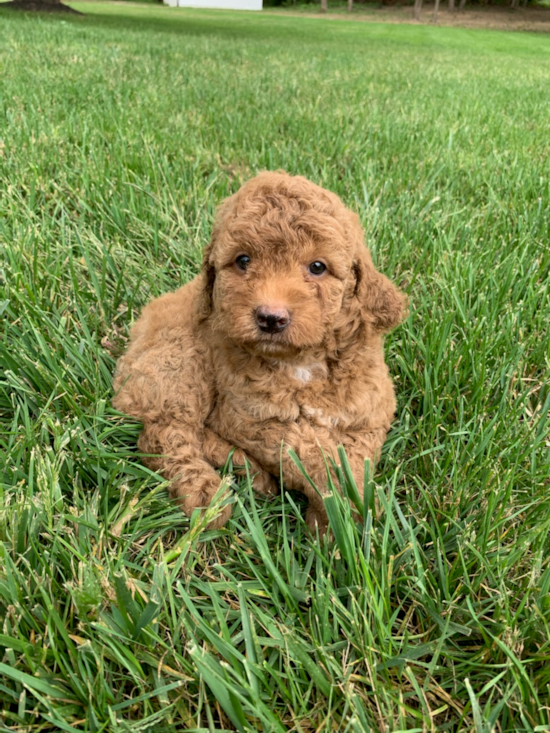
xmin=1 ymin=4 xmax=549 ymax=731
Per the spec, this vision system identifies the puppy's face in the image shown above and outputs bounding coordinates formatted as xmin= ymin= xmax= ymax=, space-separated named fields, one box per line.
xmin=201 ymin=173 xmax=405 ymax=359
xmin=210 ymin=231 xmax=353 ymax=358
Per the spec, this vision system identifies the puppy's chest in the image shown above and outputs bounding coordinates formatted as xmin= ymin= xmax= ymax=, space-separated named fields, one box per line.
xmin=215 ymin=362 xmax=348 ymax=430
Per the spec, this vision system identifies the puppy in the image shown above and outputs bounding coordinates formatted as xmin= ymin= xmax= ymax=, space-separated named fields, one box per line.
xmin=113 ymin=172 xmax=406 ymax=532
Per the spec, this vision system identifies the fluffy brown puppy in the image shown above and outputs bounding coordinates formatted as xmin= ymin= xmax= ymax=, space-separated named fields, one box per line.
xmin=113 ymin=172 xmax=406 ymax=532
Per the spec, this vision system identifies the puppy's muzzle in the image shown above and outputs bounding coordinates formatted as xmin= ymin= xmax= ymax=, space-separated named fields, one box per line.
xmin=254 ymin=306 xmax=291 ymax=334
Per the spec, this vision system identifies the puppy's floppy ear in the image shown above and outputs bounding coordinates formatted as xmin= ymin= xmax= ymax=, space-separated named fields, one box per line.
xmin=348 ymin=213 xmax=407 ymax=332
xmin=353 ymin=246 xmax=406 ymax=332
xmin=196 ymin=192 xmax=236 ymax=321
xmin=196 ymin=241 xmax=216 ymax=321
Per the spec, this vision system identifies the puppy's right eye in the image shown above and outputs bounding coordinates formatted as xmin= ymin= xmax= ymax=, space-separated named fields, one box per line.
xmin=235 ymin=255 xmax=251 ymax=272
xmin=308 ymin=261 xmax=327 ymax=276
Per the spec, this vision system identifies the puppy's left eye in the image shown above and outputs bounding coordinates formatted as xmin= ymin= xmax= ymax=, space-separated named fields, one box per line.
xmin=308 ymin=261 xmax=326 ymax=276
xmin=235 ymin=255 xmax=251 ymax=271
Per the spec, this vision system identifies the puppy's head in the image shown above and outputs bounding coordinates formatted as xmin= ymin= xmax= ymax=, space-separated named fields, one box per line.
xmin=199 ymin=172 xmax=406 ymax=359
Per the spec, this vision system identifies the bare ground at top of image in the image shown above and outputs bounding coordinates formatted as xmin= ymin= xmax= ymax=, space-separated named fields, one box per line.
xmin=268 ymin=3 xmax=550 ymax=33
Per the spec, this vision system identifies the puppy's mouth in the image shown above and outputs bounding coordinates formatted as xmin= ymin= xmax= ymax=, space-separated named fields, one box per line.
xmin=253 ymin=329 xmax=292 ymax=347
xmin=245 ymin=327 xmax=301 ymax=358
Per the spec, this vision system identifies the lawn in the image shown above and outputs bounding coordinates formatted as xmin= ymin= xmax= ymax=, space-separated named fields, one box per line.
xmin=1 ymin=4 xmax=549 ymax=731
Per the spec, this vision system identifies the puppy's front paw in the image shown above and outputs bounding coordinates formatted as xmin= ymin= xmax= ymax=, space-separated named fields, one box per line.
xmin=203 ymin=502 xmax=232 ymax=530
xmin=250 ymin=469 xmax=279 ymax=497
xmin=305 ymin=504 xmax=329 ymax=537
xmin=170 ymin=472 xmax=232 ymax=529
xmin=215 ymin=443 xmax=278 ymax=497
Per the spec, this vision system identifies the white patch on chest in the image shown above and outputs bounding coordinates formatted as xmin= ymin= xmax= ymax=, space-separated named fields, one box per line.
xmin=293 ymin=366 xmax=313 ymax=383
xmin=292 ymin=362 xmax=326 ymax=384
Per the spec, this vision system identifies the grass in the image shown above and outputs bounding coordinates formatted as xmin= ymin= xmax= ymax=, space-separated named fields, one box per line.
xmin=1 ymin=3 xmax=550 ymax=731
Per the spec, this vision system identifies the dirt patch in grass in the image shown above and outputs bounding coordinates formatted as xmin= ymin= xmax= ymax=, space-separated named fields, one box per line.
xmin=268 ymin=4 xmax=550 ymax=33
xmin=2 ymin=0 xmax=82 ymax=10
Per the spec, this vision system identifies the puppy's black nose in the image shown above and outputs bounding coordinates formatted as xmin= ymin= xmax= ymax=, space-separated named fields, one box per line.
xmin=255 ymin=307 xmax=290 ymax=334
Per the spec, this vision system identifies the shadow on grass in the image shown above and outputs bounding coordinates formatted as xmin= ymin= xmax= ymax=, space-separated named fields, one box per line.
xmin=28 ymin=2 xmax=336 ymax=43
xmin=0 ymin=0 xmax=439 ymax=53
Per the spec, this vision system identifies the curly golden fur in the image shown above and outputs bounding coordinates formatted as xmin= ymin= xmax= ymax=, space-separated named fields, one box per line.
xmin=113 ymin=172 xmax=406 ymax=532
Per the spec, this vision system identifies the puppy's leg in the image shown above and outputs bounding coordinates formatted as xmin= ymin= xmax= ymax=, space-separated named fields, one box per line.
xmin=297 ymin=428 xmax=389 ymax=531
xmin=282 ymin=461 xmax=331 ymax=535
xmin=112 ymin=289 xmax=232 ymax=526
xmin=338 ymin=427 xmax=389 ymax=516
xmin=266 ymin=428 xmax=335 ymax=535
xmin=271 ymin=425 xmax=388 ymax=534
xmin=138 ymin=424 xmax=232 ymax=529
xmin=202 ymin=428 xmax=279 ymax=497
